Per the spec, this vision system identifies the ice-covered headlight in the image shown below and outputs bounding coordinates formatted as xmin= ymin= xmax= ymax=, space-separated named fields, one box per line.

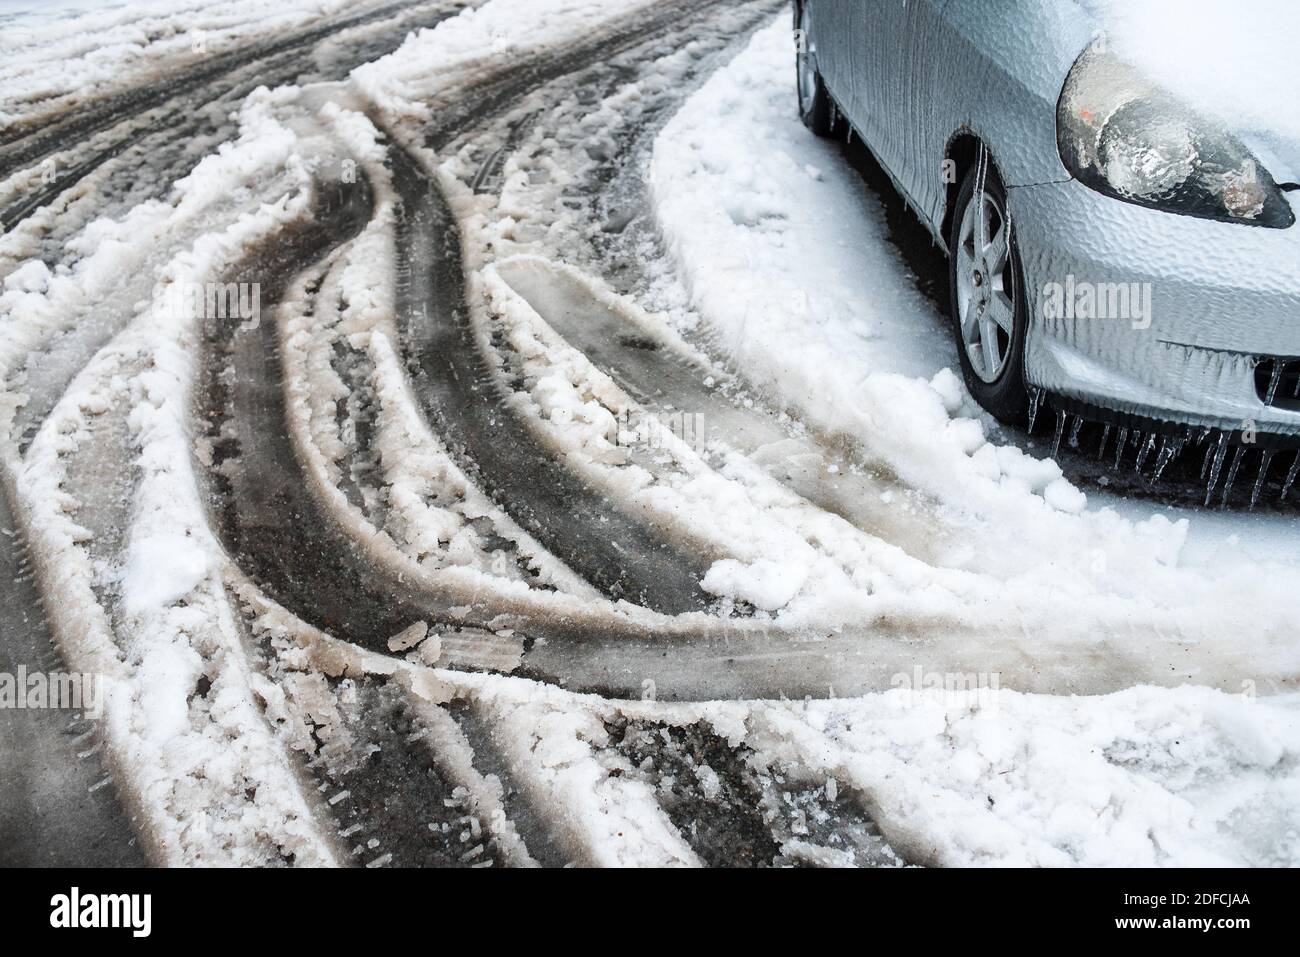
xmin=1057 ymin=44 xmax=1294 ymax=228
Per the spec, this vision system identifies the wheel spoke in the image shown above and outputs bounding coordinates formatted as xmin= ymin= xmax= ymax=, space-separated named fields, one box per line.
xmin=955 ymin=243 xmax=975 ymax=283
xmin=981 ymin=318 xmax=1003 ymax=378
xmin=959 ymin=204 xmax=977 ymax=254
xmin=987 ymin=291 xmax=1014 ymax=333
xmin=982 ymin=195 xmax=1001 ymax=247
xmin=961 ymin=293 xmax=981 ymax=339
xmin=984 ymin=222 xmax=1008 ymax=273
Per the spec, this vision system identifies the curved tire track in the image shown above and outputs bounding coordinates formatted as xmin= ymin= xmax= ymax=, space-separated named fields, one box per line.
xmin=194 ymin=161 xmax=1045 ymax=706
xmin=0 ymin=0 xmax=472 ymax=233
xmin=191 ymin=6 xmax=1183 ymax=705
xmin=420 ymin=0 xmax=737 ymax=152
xmin=388 ymin=143 xmax=714 ymax=614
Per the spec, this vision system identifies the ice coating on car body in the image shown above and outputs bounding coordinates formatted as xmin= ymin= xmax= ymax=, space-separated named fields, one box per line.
xmin=799 ymin=0 xmax=1300 ymax=443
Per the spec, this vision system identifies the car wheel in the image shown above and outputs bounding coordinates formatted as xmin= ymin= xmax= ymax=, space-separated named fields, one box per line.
xmin=948 ymin=162 xmax=1029 ymax=424
xmin=795 ymin=4 xmax=834 ymax=136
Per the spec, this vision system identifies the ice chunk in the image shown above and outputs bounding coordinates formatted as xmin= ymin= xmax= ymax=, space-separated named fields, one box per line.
xmin=387 ymin=621 xmax=429 ymax=653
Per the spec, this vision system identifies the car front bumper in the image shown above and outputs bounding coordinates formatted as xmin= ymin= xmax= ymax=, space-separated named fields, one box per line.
xmin=1009 ymin=177 xmax=1300 ymax=438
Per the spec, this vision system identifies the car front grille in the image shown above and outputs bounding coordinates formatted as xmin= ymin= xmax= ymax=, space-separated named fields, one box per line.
xmin=1255 ymin=356 xmax=1300 ymax=411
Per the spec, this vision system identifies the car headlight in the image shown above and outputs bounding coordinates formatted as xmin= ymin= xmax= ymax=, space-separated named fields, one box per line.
xmin=1057 ymin=44 xmax=1294 ymax=228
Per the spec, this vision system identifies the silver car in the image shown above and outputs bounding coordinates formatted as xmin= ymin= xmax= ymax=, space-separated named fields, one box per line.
xmin=794 ymin=0 xmax=1300 ymax=495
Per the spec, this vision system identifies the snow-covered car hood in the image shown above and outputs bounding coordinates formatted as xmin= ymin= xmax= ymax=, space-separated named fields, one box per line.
xmin=1076 ymin=0 xmax=1300 ymax=176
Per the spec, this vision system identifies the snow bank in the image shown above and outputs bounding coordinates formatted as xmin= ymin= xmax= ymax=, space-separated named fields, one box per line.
xmin=744 ymin=683 xmax=1300 ymax=866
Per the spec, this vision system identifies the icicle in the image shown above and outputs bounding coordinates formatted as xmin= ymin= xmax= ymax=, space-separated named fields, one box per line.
xmin=1135 ymin=433 xmax=1156 ymax=474
xmin=1151 ymin=438 xmax=1181 ymax=484
xmin=1068 ymin=416 xmax=1083 ymax=449
xmin=1250 ymin=449 xmax=1275 ymax=509
xmin=1201 ymin=435 xmax=1216 ymax=481
xmin=1026 ymin=388 xmax=1043 ymax=434
xmin=1050 ymin=409 xmax=1067 ymax=459
xmin=1204 ymin=433 xmax=1230 ymax=506
xmin=1114 ymin=427 xmax=1129 ymax=470
xmin=1265 ymin=361 xmax=1284 ymax=407
xmin=1282 ymin=453 xmax=1300 ymax=502
xmin=1221 ymin=445 xmax=1247 ymax=507
xmin=1097 ymin=423 xmax=1111 ymax=461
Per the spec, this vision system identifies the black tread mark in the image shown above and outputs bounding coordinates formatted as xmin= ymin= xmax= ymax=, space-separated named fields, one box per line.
xmin=297 ymin=677 xmax=505 ymax=868
xmin=389 ymin=141 xmax=714 ymax=615
xmin=445 ymin=699 xmax=572 ymax=867
xmin=606 ymin=717 xmax=903 ymax=868
xmin=606 ymin=717 xmax=782 ymax=867
xmin=420 ymin=0 xmax=727 ymax=152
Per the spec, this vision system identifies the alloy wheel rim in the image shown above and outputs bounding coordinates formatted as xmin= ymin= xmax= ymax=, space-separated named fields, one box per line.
xmin=956 ymin=190 xmax=1015 ymax=384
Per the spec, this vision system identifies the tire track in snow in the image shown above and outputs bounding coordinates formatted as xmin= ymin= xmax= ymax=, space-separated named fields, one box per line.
xmin=195 ymin=174 xmax=520 ymax=867
xmin=192 ymin=161 xmax=709 ymax=676
xmin=187 ymin=147 xmax=1009 ymax=705
xmin=0 ymin=0 xmax=474 ymax=235
xmin=605 ymin=716 xmax=903 ymax=868
xmin=387 ymin=141 xmax=715 ymax=614
xmin=0 ymin=0 xmax=433 ymax=161
xmin=231 ymin=571 xmax=542 ymax=867
xmin=461 ymin=0 xmax=956 ymax=568
xmin=496 ymin=259 xmax=953 ymax=566
xmin=419 ymin=0 xmax=734 ymax=154
xmin=2 ymin=1 xmax=478 ymax=468
xmin=293 ymin=675 xmax=510 ymax=868
xmin=188 ymin=27 xmax=1204 ymax=708
xmin=443 ymin=699 xmax=571 ymax=866
xmin=378 ymin=0 xmax=789 ymax=612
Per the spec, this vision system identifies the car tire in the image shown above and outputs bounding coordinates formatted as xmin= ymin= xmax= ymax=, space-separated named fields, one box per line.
xmin=947 ymin=161 xmax=1029 ymax=424
xmin=795 ymin=4 xmax=835 ymax=137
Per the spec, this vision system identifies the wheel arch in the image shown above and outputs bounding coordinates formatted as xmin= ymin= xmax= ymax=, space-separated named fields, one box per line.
xmin=940 ymin=131 xmax=1017 ymax=250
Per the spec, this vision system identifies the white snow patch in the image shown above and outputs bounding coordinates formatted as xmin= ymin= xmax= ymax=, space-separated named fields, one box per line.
xmin=702 ymin=558 xmax=807 ymax=613
xmin=120 ymin=532 xmax=214 ymax=618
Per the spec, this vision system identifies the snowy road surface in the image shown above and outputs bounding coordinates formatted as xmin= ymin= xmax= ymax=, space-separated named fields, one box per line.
xmin=1 ymin=0 xmax=1298 ymax=867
